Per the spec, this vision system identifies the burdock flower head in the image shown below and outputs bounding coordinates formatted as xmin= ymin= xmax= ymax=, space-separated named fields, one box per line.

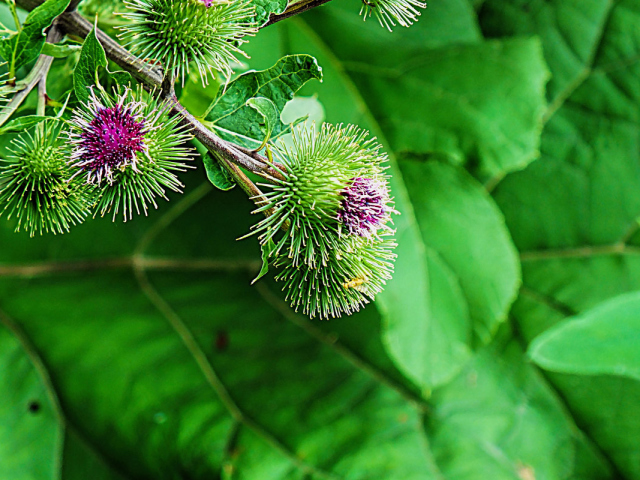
xmin=249 ymin=122 xmax=398 ymax=319
xmin=70 ymin=89 xmax=146 ymax=185
xmin=252 ymin=123 xmax=395 ymax=268
xmin=0 ymin=122 xmax=91 ymax=236
xmin=360 ymin=0 xmax=427 ymax=31
xmin=68 ymin=86 xmax=194 ymax=221
xmin=120 ymin=0 xmax=257 ymax=84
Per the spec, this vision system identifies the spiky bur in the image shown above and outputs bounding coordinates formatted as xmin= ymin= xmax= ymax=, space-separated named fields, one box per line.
xmin=360 ymin=0 xmax=427 ymax=31
xmin=253 ymin=123 xmax=394 ymax=269
xmin=0 ymin=123 xmax=92 ymax=236
xmin=119 ymin=0 xmax=256 ymax=84
xmin=250 ymin=123 xmax=398 ymax=319
xmin=67 ymin=86 xmax=194 ymax=221
xmin=275 ymin=233 xmax=397 ymax=319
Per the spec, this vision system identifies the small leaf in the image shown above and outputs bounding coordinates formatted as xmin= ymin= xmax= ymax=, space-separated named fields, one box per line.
xmin=252 ymin=239 xmax=275 ymax=285
xmin=73 ymin=23 xmax=132 ymax=104
xmin=0 ymin=115 xmax=49 ymax=134
xmin=251 ymin=0 xmax=287 ymax=26
xmin=205 ymin=55 xmax=322 ymax=142
xmin=0 ymin=0 xmax=71 ymax=72
xmin=246 ymin=97 xmax=278 ymax=151
xmin=41 ymin=42 xmax=80 ymax=58
xmin=203 ymin=152 xmax=236 ymax=191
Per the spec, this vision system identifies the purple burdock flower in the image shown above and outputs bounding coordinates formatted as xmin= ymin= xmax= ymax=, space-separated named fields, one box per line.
xmin=199 ymin=0 xmax=213 ymax=6
xmin=338 ymin=177 xmax=392 ymax=237
xmin=70 ymin=90 xmax=147 ymax=185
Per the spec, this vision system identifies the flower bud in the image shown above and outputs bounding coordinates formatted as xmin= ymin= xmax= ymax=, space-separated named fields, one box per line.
xmin=0 ymin=122 xmax=92 ymax=236
xmin=120 ymin=0 xmax=256 ymax=84
xmin=253 ymin=123 xmax=395 ymax=269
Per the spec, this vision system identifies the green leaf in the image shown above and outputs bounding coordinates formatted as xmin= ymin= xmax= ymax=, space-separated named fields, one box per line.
xmin=429 ymin=331 xmax=612 ymax=480
xmin=301 ymin=3 xmax=550 ymax=180
xmin=0 ymin=115 xmax=48 ymax=134
xmin=73 ymin=23 xmax=132 ymax=104
xmin=41 ymin=41 xmax=80 ymax=58
xmin=384 ymin=160 xmax=520 ymax=389
xmin=526 ymin=293 xmax=640 ymax=479
xmin=252 ymin=239 xmax=275 ymax=285
xmin=0 ymin=317 xmax=127 ymax=479
xmin=73 ymin=23 xmax=106 ymax=103
xmin=246 ymin=96 xmax=278 ymax=150
xmin=251 ymin=0 xmax=287 ymax=26
xmin=205 ymin=55 xmax=322 ymax=142
xmin=0 ymin=0 xmax=70 ymax=72
xmin=477 ymin=1 xmax=640 ymax=477
xmin=203 ymin=152 xmax=236 ymax=191
xmin=529 ymin=292 xmax=640 ymax=380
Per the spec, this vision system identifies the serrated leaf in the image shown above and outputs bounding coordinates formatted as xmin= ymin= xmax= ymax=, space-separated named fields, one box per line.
xmin=205 ymin=55 xmax=322 ymax=142
xmin=203 ymin=152 xmax=236 ymax=191
xmin=251 ymin=0 xmax=287 ymax=26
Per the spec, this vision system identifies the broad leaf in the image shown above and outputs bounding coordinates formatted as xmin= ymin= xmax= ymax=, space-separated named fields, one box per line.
xmin=480 ymin=0 xmax=640 ymax=477
xmin=205 ymin=55 xmax=322 ymax=141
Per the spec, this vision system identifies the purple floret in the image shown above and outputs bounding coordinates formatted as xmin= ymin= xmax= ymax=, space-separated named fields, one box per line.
xmin=74 ymin=104 xmax=146 ymax=184
xmin=338 ymin=177 xmax=391 ymax=237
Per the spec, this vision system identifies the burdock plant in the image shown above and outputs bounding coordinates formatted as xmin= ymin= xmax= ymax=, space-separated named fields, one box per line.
xmin=119 ymin=0 xmax=257 ymax=84
xmin=0 ymin=0 xmax=425 ymax=319
xmin=67 ymin=86 xmax=195 ymax=221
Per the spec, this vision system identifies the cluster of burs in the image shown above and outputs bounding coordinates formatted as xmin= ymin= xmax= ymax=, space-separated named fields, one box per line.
xmin=0 ymin=0 xmax=427 ymax=319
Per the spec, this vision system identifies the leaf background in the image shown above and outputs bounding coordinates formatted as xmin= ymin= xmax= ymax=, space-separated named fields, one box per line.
xmin=1 ymin=0 xmax=639 ymax=478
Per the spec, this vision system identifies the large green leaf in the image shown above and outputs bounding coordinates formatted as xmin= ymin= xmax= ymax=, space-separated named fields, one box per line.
xmin=479 ymin=0 xmax=640 ymax=477
xmin=301 ymin=0 xmax=550 ymax=179
xmin=0 ymin=0 xmax=627 ymax=478
xmin=429 ymin=330 xmax=612 ymax=480
xmin=527 ymin=292 xmax=640 ymax=478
